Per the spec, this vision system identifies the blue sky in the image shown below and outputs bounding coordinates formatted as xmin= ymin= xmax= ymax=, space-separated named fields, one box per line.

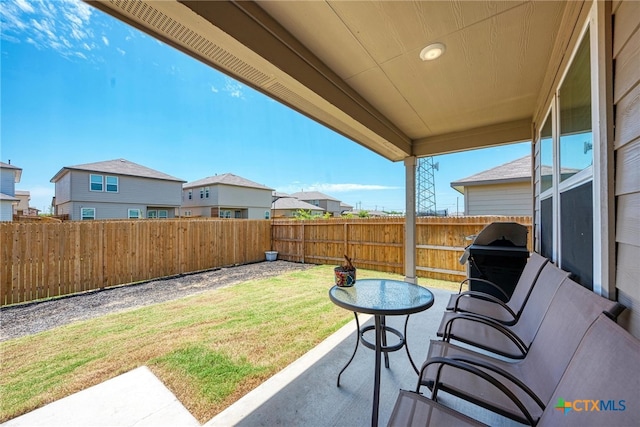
xmin=1 ymin=0 xmax=530 ymax=214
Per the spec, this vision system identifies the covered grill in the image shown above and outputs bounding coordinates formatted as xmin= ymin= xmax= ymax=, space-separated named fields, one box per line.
xmin=460 ymin=222 xmax=529 ymax=302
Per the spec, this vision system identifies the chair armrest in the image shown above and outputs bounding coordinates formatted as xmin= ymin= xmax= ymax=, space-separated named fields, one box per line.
xmin=451 ymin=291 xmax=518 ymax=322
xmin=419 ymin=356 xmax=537 ymax=426
xmin=441 ymin=313 xmax=528 ymax=357
xmin=457 ymin=278 xmax=510 ymax=301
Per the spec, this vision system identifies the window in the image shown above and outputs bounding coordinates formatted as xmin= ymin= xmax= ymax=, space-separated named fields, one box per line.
xmin=220 ymin=210 xmax=231 ymax=218
xmin=106 ymin=176 xmax=118 ymax=192
xmin=559 ymin=29 xmax=592 ymax=183
xmin=265 ymin=210 xmax=270 ymax=219
xmin=200 ymin=188 xmax=204 ymax=199
xmin=147 ymin=210 xmax=157 ymax=219
xmin=184 ymin=210 xmax=191 ymax=217
xmin=158 ymin=210 xmax=168 ymax=218
xmin=205 ymin=187 xmax=210 ymax=198
xmin=535 ymin=25 xmax=595 ymax=290
xmin=188 ymin=190 xmax=192 ymax=200
xmin=310 ymin=199 xmax=320 ymax=206
xmin=90 ymin=174 xmax=103 ymax=191
xmin=81 ymin=207 xmax=95 ymax=220
xmin=128 ymin=209 xmax=141 ymax=219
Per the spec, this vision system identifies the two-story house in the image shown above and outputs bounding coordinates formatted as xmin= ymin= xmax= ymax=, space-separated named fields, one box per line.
xmin=182 ymin=173 xmax=273 ymax=219
xmin=50 ymin=159 xmax=185 ymax=220
xmin=289 ymin=191 xmax=343 ymax=217
xmin=0 ymin=161 xmax=21 ymax=222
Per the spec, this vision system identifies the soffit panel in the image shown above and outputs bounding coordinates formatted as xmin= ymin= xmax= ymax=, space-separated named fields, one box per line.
xmin=89 ymin=0 xmax=569 ymax=160
xmin=256 ymin=1 xmax=377 ymax=80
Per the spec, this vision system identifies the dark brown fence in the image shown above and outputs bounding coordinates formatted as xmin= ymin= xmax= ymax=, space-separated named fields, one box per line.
xmin=1 ymin=219 xmax=271 ymax=306
xmin=271 ymin=216 xmax=533 ymax=282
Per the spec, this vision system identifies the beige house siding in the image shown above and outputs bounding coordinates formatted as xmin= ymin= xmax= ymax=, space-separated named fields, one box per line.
xmin=182 ymin=184 xmax=272 ymax=219
xmin=464 ymin=182 xmax=532 ymax=216
xmin=613 ymin=0 xmax=640 ymax=337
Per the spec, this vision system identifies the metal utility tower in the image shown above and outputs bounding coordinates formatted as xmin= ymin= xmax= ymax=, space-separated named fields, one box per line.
xmin=416 ymin=156 xmax=438 ymax=216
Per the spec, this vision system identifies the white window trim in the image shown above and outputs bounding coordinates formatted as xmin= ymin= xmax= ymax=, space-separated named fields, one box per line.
xmin=158 ymin=210 xmax=168 ymax=218
xmin=128 ymin=209 xmax=142 ymax=219
xmin=81 ymin=207 xmax=95 ymax=220
xmin=534 ymin=3 xmax=611 ymax=296
xmin=106 ymin=176 xmax=119 ymax=193
xmin=89 ymin=174 xmax=103 ymax=192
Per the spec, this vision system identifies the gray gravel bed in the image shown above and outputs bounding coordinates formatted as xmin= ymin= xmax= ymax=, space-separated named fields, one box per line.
xmin=0 ymin=261 xmax=314 ymax=342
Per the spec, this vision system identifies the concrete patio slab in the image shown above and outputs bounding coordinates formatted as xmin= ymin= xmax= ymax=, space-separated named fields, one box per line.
xmin=2 ymin=366 xmax=199 ymax=427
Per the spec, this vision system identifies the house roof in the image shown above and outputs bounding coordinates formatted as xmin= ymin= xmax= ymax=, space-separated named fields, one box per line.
xmin=184 ymin=173 xmax=273 ymax=190
xmin=0 ymin=192 xmax=19 ymax=202
xmin=272 ymin=197 xmax=324 ymax=211
xmin=290 ymin=191 xmax=340 ymax=202
xmin=0 ymin=161 xmax=22 ymax=182
xmin=50 ymin=159 xmax=185 ymax=183
xmin=451 ymin=155 xmax=532 ymax=191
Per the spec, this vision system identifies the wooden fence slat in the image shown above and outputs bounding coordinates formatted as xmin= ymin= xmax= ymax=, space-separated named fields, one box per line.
xmin=1 ymin=217 xmax=531 ymax=306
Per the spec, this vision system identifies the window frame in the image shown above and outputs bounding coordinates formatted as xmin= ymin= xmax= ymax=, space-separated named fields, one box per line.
xmin=81 ymin=207 xmax=95 ymax=220
xmin=534 ymin=4 xmax=611 ymax=296
xmin=90 ymin=174 xmax=103 ymax=192
xmin=128 ymin=208 xmax=142 ymax=219
xmin=106 ymin=176 xmax=119 ymax=193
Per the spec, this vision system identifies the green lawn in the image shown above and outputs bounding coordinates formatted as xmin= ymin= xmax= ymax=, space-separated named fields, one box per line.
xmin=0 ymin=265 xmax=456 ymax=423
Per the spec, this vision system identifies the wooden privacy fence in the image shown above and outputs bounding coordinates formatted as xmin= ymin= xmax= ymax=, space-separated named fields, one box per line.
xmin=272 ymin=216 xmax=532 ymax=282
xmin=1 ymin=219 xmax=271 ymax=306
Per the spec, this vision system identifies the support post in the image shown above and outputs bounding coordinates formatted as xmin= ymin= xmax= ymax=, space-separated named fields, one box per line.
xmin=404 ymin=156 xmax=417 ymax=284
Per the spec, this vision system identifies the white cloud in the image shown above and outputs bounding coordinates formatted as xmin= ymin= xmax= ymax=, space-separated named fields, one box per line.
xmin=281 ymin=182 xmax=399 ymax=194
xmin=116 ymin=47 xmax=126 ymax=55
xmin=224 ymin=78 xmax=244 ymax=99
xmin=15 ymin=0 xmax=34 ymax=13
xmin=102 ymin=35 xmax=109 ymax=46
xmin=1 ymin=0 xmax=97 ymax=60
xmin=210 ymin=85 xmax=219 ymax=93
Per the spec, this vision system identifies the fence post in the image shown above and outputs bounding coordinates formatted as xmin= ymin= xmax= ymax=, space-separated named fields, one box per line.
xmin=344 ymin=222 xmax=348 ymax=258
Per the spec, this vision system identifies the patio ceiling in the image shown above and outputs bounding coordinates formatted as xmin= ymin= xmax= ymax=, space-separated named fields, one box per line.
xmin=87 ymin=0 xmax=569 ymax=161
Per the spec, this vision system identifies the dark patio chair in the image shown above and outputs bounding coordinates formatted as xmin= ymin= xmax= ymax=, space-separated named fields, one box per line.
xmin=418 ymin=278 xmax=620 ymax=425
xmin=437 ymin=262 xmax=570 ymax=359
xmin=388 ymin=313 xmax=639 ymax=426
xmin=446 ymin=252 xmax=548 ymax=325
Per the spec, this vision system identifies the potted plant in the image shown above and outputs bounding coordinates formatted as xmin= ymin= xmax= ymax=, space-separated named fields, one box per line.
xmin=334 ymin=255 xmax=356 ymax=287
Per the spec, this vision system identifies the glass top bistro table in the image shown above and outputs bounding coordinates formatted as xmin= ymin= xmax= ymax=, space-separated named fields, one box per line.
xmin=329 ymin=278 xmax=434 ymax=427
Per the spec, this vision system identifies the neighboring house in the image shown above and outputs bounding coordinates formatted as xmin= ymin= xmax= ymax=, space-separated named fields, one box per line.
xmin=0 ymin=161 xmax=21 ymax=222
xmin=272 ymin=196 xmax=325 ymax=218
xmin=50 ymin=159 xmax=185 ymax=220
xmin=451 ymin=156 xmax=533 ymax=216
xmin=182 ymin=173 xmax=273 ymax=219
xmin=14 ymin=191 xmax=31 ymax=215
xmin=290 ymin=191 xmax=343 ymax=217
xmin=340 ymin=202 xmax=354 ymax=213
xmin=345 ymin=209 xmax=388 ymax=217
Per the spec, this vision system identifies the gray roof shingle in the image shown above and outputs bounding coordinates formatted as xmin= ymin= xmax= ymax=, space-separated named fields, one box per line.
xmin=451 ymin=155 xmax=531 ymax=188
xmin=290 ymin=191 xmax=340 ymax=201
xmin=50 ymin=159 xmax=185 ymax=183
xmin=184 ymin=173 xmax=273 ymax=191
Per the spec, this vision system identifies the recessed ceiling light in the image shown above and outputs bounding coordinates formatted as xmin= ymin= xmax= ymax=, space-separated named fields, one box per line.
xmin=420 ymin=43 xmax=446 ymax=61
